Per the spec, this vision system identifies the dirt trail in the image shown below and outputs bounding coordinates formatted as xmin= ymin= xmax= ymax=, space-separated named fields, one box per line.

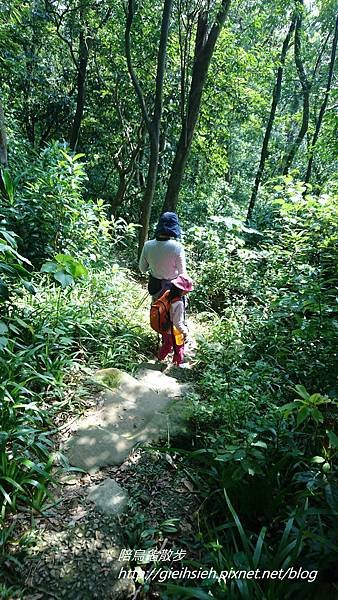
xmin=18 ymin=343 xmax=198 ymax=599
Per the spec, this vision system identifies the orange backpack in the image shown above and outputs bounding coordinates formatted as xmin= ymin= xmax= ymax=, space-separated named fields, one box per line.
xmin=150 ymin=290 xmax=180 ymax=334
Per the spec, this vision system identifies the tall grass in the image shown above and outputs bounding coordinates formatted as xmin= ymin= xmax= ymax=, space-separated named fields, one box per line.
xmin=0 ymin=265 xmax=153 ymax=586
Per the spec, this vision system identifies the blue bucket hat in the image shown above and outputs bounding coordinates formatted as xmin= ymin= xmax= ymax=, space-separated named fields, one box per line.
xmin=155 ymin=212 xmax=181 ymax=238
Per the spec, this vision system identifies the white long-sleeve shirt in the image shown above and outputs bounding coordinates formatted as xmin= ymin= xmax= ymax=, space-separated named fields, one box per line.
xmin=170 ymin=298 xmax=188 ymax=336
xmin=139 ymin=239 xmax=186 ymax=280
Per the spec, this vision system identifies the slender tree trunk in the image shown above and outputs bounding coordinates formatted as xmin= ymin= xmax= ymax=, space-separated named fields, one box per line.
xmin=125 ymin=0 xmax=173 ymax=256
xmin=135 ymin=145 xmax=146 ymax=190
xmin=24 ymin=43 xmax=35 ymax=145
xmin=70 ymin=29 xmax=90 ymax=151
xmin=109 ymin=159 xmax=138 ymax=217
xmin=45 ymin=0 xmax=91 ymax=151
xmin=304 ymin=13 xmax=338 ymax=185
xmin=163 ymin=0 xmax=231 ymax=212
xmin=246 ymin=16 xmax=296 ymax=223
xmin=139 ymin=132 xmax=159 ymax=249
xmin=282 ymin=1 xmax=310 ymax=175
xmin=110 ymin=103 xmax=146 ymax=216
xmin=0 ymin=100 xmax=8 ymax=168
xmin=109 ymin=172 xmax=128 ymax=217
xmin=0 ymin=99 xmax=7 ymax=194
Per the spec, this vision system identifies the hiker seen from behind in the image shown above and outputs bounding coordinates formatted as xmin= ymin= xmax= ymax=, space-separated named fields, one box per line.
xmin=150 ymin=275 xmax=194 ymax=368
xmin=139 ymin=212 xmax=186 ymax=300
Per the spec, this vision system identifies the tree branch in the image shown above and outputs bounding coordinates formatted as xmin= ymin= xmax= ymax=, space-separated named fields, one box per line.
xmin=45 ymin=0 xmax=79 ymax=69
xmin=125 ymin=0 xmax=151 ymax=132
xmin=162 ymin=0 xmax=232 ymax=211
xmin=312 ymin=30 xmax=331 ymax=81
xmin=282 ymin=1 xmax=311 ymax=175
xmin=204 ymin=0 xmax=231 ymax=57
xmin=305 ymin=13 xmax=338 ymax=184
xmin=153 ymin=0 xmax=174 ymax=128
xmin=246 ymin=13 xmax=297 ymax=222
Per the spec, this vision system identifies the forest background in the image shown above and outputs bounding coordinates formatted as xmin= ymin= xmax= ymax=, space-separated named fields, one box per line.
xmin=0 ymin=0 xmax=337 ymax=598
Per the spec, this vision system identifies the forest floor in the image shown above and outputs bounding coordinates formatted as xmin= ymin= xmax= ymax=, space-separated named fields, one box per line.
xmin=11 ymin=318 xmax=203 ymax=599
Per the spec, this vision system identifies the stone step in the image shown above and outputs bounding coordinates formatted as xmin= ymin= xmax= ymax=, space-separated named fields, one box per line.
xmin=135 ymin=362 xmax=188 ymax=397
xmin=65 ymin=367 xmax=190 ymax=472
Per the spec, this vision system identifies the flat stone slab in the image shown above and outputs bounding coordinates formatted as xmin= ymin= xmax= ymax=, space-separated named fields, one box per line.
xmin=136 ymin=364 xmax=187 ymax=397
xmin=88 ymin=478 xmax=129 ymax=515
xmin=65 ymin=368 xmax=189 ymax=471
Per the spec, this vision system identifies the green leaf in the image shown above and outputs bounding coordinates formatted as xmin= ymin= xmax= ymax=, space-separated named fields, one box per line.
xmin=23 ymin=280 xmax=37 ymax=295
xmin=224 ymin=489 xmax=252 ymax=557
xmin=327 ymin=430 xmax=338 ymax=449
xmin=1 ymin=476 xmax=25 ymax=492
xmin=308 ymin=393 xmax=324 ymax=404
xmin=296 ymin=407 xmax=309 ymax=426
xmin=0 ymin=242 xmax=14 ymax=253
xmin=0 ymin=483 xmax=14 ymax=506
xmin=53 ymin=271 xmax=74 ymax=288
xmin=253 ymin=526 xmax=267 ymax=568
xmin=0 ymin=431 xmax=9 ymax=446
xmin=8 ymin=263 xmax=30 ymax=276
xmin=0 ymin=321 xmax=8 ymax=334
xmin=0 ymin=244 xmax=31 ymax=264
xmin=0 ymin=230 xmax=17 ymax=247
xmin=1 ymin=169 xmax=15 ymax=203
xmin=0 ymin=336 xmax=8 ymax=349
xmin=276 ymin=518 xmax=293 ymax=556
xmin=55 ymin=254 xmax=88 ymax=278
xmin=311 ymin=408 xmax=324 ymax=423
xmin=251 ymin=441 xmax=267 ymax=449
xmin=294 ymin=385 xmax=310 ymax=400
xmin=279 ymin=402 xmax=296 ymax=413
xmin=0 ymin=262 xmax=16 ymax=274
xmin=40 ymin=261 xmax=58 ymax=273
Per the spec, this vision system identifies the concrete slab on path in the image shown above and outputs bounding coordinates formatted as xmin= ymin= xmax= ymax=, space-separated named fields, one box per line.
xmin=66 ymin=368 xmax=190 ymax=471
xmin=88 ymin=478 xmax=129 ymax=515
xmin=136 ymin=362 xmax=189 ymax=397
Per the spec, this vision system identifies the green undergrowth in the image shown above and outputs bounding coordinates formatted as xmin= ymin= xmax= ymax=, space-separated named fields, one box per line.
xmin=0 ymin=143 xmax=155 ymax=592
xmin=158 ymin=339 xmax=337 ymax=597
xmin=0 ymin=265 xmax=153 ymax=588
xmin=159 ymin=182 xmax=338 ymax=599
xmin=179 ymin=333 xmax=337 ymax=597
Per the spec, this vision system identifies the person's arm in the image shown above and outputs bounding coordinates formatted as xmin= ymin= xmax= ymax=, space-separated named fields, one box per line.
xmin=139 ymin=244 xmax=149 ymax=273
xmin=170 ymin=300 xmax=188 ymax=336
xmin=176 ymin=244 xmax=186 ymax=275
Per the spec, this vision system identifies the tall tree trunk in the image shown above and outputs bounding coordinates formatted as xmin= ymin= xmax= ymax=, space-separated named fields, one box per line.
xmin=125 ymin=0 xmax=173 ymax=256
xmin=0 ymin=99 xmax=7 ymax=194
xmin=304 ymin=13 xmax=338 ymax=185
xmin=138 ymin=133 xmax=159 ymax=249
xmin=282 ymin=1 xmax=311 ymax=175
xmin=24 ymin=42 xmax=35 ymax=145
xmin=109 ymin=157 xmax=138 ymax=217
xmin=70 ymin=29 xmax=90 ymax=151
xmin=45 ymin=0 xmax=91 ymax=151
xmin=109 ymin=171 xmax=128 ymax=218
xmin=246 ymin=15 xmax=296 ymax=222
xmin=109 ymin=124 xmax=145 ymax=216
xmin=0 ymin=100 xmax=8 ymax=169
xmin=163 ymin=0 xmax=231 ymax=212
